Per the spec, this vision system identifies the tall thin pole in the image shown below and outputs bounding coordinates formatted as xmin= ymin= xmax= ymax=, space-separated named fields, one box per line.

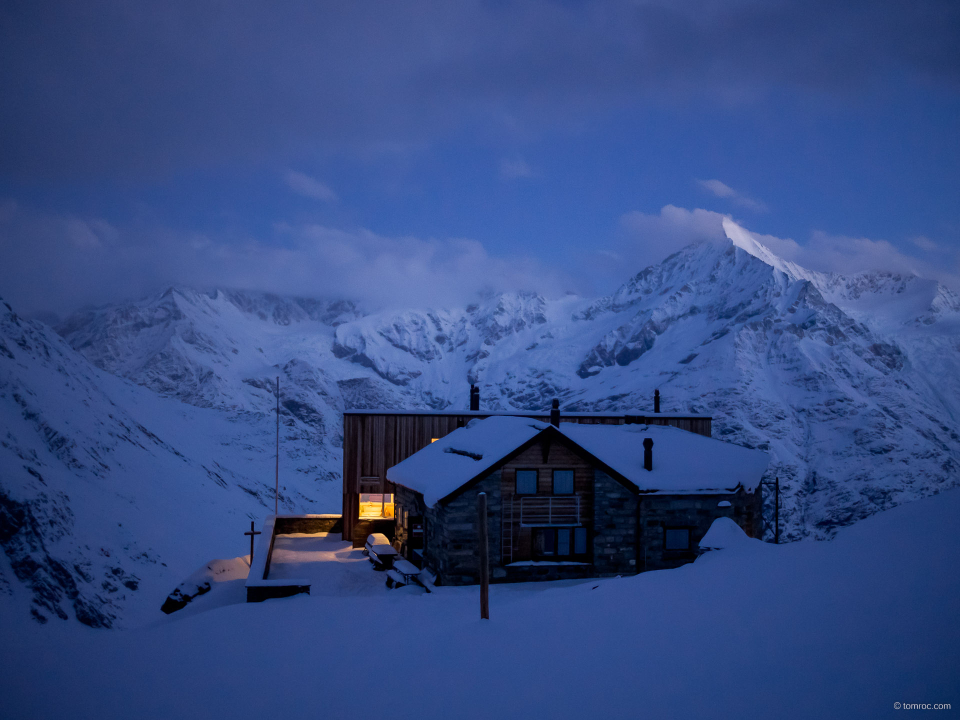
xmin=478 ymin=492 xmax=489 ymax=620
xmin=275 ymin=376 xmax=280 ymax=517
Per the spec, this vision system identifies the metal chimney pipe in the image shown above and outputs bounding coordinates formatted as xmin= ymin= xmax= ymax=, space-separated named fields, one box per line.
xmin=470 ymin=384 xmax=480 ymax=411
xmin=643 ymin=437 xmax=654 ymax=471
xmin=550 ymin=398 xmax=560 ymax=427
xmin=654 ymin=389 xmax=660 ymax=414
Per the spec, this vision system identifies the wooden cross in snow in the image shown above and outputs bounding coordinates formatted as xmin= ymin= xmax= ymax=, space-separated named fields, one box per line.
xmin=244 ymin=521 xmax=261 ymax=563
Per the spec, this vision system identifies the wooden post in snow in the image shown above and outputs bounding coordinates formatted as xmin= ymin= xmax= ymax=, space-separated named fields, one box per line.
xmin=275 ymin=376 xmax=280 ymax=517
xmin=478 ymin=492 xmax=489 ymax=620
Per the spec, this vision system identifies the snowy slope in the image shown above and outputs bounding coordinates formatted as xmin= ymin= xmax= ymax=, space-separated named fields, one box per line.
xmin=0 ymin=297 xmax=340 ymax=627
xmin=2 ymin=488 xmax=957 ymax=719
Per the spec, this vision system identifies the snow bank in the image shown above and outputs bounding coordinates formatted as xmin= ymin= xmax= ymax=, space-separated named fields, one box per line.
xmin=698 ymin=517 xmax=751 ymax=550
xmin=2 ymin=489 xmax=957 ymax=720
xmin=160 ymin=556 xmax=250 ymax=615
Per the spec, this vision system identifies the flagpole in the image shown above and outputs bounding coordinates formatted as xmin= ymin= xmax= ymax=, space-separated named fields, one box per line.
xmin=275 ymin=376 xmax=280 ymax=516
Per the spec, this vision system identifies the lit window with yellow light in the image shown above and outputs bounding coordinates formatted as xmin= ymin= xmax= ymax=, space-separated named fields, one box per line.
xmin=359 ymin=493 xmax=395 ymax=519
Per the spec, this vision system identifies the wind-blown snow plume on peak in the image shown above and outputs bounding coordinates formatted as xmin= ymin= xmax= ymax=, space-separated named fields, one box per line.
xmin=720 ymin=217 xmax=960 ymax=334
xmin=722 ymin=217 xmax=820 ymax=284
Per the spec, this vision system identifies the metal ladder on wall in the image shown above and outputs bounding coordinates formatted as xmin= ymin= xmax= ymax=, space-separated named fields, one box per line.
xmin=501 ymin=495 xmax=513 ymax=565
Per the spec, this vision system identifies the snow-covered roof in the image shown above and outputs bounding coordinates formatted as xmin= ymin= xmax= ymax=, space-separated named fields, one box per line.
xmin=345 ymin=409 xmax=709 ymax=419
xmin=387 ymin=416 xmax=768 ymax=506
xmin=387 ymin=416 xmax=549 ymax=505
xmin=557 ymin=423 xmax=768 ymax=494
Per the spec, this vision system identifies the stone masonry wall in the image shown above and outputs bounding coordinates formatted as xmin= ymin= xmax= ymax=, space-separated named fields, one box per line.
xmin=592 ymin=470 xmax=639 ymax=576
xmin=392 ymin=484 xmax=427 ymax=560
xmin=275 ymin=515 xmax=342 ymax=535
xmin=638 ymin=487 xmax=761 ymax=572
xmin=425 ymin=471 xmax=502 ymax=586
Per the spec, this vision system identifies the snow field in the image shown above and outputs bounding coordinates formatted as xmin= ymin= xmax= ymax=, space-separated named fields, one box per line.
xmin=2 ymin=490 xmax=957 ymax=720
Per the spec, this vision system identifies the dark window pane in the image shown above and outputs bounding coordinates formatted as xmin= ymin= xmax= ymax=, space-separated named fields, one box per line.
xmin=557 ymin=528 xmax=571 ymax=556
xmin=574 ymin=527 xmax=587 ymax=555
xmin=542 ymin=529 xmax=555 ymax=555
xmin=516 ymin=470 xmax=537 ymax=495
xmin=665 ymin=528 xmax=690 ymax=550
xmin=553 ymin=470 xmax=574 ymax=494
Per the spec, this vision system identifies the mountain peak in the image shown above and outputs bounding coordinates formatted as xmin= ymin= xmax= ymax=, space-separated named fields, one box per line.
xmin=721 ymin=217 xmax=818 ymax=284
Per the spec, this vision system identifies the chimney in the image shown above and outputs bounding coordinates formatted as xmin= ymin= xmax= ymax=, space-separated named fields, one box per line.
xmin=654 ymin=389 xmax=660 ymax=414
xmin=550 ymin=398 xmax=560 ymax=427
xmin=643 ymin=437 xmax=654 ymax=471
xmin=470 ymin=384 xmax=480 ymax=411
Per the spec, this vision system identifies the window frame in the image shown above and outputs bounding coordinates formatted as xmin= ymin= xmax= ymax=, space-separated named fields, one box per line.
xmin=552 ymin=468 xmax=575 ymax=495
xmin=663 ymin=527 xmax=692 ymax=551
xmin=532 ymin=527 xmax=590 ymax=561
xmin=573 ymin=526 xmax=588 ymax=555
xmin=515 ymin=468 xmax=538 ymax=495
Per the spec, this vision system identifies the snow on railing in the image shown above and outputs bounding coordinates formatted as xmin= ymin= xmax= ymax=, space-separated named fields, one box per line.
xmin=519 ymin=496 xmax=580 ymax=527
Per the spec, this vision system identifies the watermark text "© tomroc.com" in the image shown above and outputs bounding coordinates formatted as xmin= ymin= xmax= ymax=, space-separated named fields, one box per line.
xmin=894 ymin=703 xmax=952 ymax=710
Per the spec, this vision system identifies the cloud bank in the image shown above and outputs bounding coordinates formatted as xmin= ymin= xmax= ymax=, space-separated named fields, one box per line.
xmin=2 ymin=199 xmax=956 ymax=320
xmin=0 ymin=201 xmax=573 ymax=317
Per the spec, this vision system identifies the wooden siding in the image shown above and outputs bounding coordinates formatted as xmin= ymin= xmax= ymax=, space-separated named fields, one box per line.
xmin=341 ymin=410 xmax=711 ymax=545
xmin=499 ymin=440 xmax=596 ymax=564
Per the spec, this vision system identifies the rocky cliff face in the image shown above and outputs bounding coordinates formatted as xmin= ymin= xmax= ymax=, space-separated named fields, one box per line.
xmin=3 ymin=219 xmax=958 ymax=627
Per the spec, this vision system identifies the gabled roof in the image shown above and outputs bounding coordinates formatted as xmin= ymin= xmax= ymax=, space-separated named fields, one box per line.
xmin=387 ymin=416 xmax=549 ymax=506
xmin=557 ymin=422 xmax=769 ymax=495
xmin=386 ymin=416 xmax=769 ymax=507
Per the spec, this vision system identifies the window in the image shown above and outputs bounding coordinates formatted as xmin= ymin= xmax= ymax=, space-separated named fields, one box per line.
xmin=359 ymin=493 xmax=395 ymax=519
xmin=516 ymin=469 xmax=537 ymax=495
xmin=535 ymin=528 xmax=556 ymax=556
xmin=664 ymin=528 xmax=691 ymax=551
xmin=409 ymin=517 xmax=424 ymax=550
xmin=574 ymin=527 xmax=587 ymax=555
xmin=553 ymin=469 xmax=574 ymax=494
xmin=533 ymin=527 xmax=589 ymax=559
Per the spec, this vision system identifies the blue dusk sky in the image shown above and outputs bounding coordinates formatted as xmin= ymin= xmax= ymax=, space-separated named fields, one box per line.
xmin=1 ymin=0 xmax=958 ymax=316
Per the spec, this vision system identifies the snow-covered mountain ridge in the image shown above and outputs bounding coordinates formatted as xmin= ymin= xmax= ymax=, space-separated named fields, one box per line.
xmin=2 ymin=220 xmax=958 ymax=627
xmin=54 ymin=222 xmax=960 ymax=545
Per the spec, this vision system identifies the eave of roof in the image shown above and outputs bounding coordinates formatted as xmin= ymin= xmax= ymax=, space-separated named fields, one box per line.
xmin=344 ymin=408 xmax=710 ymax=419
